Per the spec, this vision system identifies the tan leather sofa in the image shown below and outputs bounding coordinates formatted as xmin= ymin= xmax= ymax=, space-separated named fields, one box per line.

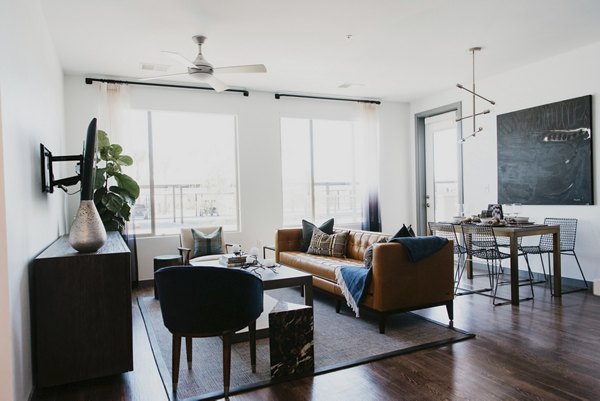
xmin=275 ymin=227 xmax=454 ymax=333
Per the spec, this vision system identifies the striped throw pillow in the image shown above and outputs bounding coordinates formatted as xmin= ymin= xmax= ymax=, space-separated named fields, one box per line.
xmin=191 ymin=227 xmax=224 ymax=258
xmin=307 ymin=228 xmax=349 ymax=257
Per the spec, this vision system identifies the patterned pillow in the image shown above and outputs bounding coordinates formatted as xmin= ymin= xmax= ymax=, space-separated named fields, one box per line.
xmin=307 ymin=228 xmax=349 ymax=257
xmin=301 ymin=218 xmax=335 ymax=252
xmin=363 ymin=238 xmax=389 ymax=269
xmin=191 ymin=227 xmax=224 ymax=258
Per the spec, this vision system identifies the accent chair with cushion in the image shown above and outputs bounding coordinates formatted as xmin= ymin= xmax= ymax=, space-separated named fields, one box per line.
xmin=154 ymin=265 xmax=264 ymax=396
xmin=179 ymin=226 xmax=227 ymax=264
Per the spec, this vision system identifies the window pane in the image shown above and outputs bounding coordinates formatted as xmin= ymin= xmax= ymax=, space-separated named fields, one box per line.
xmin=312 ymin=120 xmax=360 ymax=225
xmin=281 ymin=118 xmax=363 ymax=227
xmin=126 ymin=110 xmax=239 ymax=235
xmin=281 ymin=118 xmax=312 ymax=226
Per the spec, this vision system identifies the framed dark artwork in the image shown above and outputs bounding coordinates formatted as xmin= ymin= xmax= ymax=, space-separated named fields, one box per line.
xmin=497 ymin=95 xmax=593 ymax=205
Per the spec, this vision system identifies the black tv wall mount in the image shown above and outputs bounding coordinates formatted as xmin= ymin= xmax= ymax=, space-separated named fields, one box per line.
xmin=40 ymin=144 xmax=83 ymax=193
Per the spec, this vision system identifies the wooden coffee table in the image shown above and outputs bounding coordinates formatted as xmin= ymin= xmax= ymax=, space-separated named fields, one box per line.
xmin=190 ymin=261 xmax=314 ymax=341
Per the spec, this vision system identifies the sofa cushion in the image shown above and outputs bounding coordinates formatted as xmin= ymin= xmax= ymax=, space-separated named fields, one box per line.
xmin=307 ymin=228 xmax=349 ymax=257
xmin=301 ymin=218 xmax=334 ymax=252
xmin=191 ymin=227 xmax=224 ymax=258
xmin=344 ymin=230 xmax=390 ymax=260
xmin=279 ymin=251 xmax=363 ymax=282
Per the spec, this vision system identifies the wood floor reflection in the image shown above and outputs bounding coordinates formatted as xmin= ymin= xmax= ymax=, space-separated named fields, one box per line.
xmin=33 ymin=280 xmax=600 ymax=401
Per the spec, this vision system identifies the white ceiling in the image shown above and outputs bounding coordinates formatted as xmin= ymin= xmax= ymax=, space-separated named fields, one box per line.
xmin=41 ymin=0 xmax=600 ymax=102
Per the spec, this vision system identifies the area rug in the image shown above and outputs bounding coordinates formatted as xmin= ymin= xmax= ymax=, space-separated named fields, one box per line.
xmin=139 ymin=288 xmax=474 ymax=401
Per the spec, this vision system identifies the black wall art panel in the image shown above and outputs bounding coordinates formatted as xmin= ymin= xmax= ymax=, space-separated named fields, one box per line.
xmin=497 ymin=95 xmax=593 ymax=205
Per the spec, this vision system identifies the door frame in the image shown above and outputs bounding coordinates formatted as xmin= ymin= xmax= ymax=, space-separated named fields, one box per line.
xmin=415 ymin=102 xmax=463 ymax=235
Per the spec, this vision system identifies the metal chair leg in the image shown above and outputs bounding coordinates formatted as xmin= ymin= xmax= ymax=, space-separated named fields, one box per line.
xmin=571 ymin=251 xmax=589 ymax=288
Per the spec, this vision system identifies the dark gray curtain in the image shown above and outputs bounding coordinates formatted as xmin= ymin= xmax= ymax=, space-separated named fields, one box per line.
xmin=362 ymin=192 xmax=381 ymax=232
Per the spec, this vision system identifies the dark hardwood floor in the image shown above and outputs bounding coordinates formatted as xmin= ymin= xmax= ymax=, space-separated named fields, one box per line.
xmin=33 ymin=278 xmax=600 ymax=401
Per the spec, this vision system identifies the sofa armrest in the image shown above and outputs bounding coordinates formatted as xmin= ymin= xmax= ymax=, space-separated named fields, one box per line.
xmin=370 ymin=241 xmax=454 ymax=311
xmin=275 ymin=228 xmax=303 ymax=262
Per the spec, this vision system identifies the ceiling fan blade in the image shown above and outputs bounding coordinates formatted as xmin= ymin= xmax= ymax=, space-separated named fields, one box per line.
xmin=161 ymin=51 xmax=197 ymax=69
xmin=214 ymin=64 xmax=267 ymax=74
xmin=138 ymin=72 xmax=189 ymax=81
xmin=205 ymin=75 xmax=230 ymax=92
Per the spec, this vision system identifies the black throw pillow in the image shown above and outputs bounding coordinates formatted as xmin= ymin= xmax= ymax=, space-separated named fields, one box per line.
xmin=389 ymin=224 xmax=416 ymax=240
xmin=301 ymin=218 xmax=335 ymax=252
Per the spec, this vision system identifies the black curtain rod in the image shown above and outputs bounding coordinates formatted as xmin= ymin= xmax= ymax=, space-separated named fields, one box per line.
xmin=85 ymin=78 xmax=249 ymax=96
xmin=274 ymin=93 xmax=380 ymax=104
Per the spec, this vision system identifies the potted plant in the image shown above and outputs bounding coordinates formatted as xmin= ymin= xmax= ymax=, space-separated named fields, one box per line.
xmin=93 ymin=130 xmax=140 ymax=232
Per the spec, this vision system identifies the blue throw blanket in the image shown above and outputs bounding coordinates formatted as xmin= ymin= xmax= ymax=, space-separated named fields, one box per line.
xmin=335 ymin=236 xmax=448 ymax=317
xmin=335 ymin=265 xmax=371 ymax=317
xmin=387 ymin=236 xmax=448 ymax=262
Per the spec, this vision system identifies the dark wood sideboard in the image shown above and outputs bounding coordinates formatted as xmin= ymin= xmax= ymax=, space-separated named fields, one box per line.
xmin=32 ymin=232 xmax=133 ymax=387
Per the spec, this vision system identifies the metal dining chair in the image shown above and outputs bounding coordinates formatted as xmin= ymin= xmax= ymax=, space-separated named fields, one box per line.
xmin=461 ymin=224 xmax=534 ymax=305
xmin=155 ymin=265 xmax=264 ymax=396
xmin=428 ymin=222 xmax=467 ymax=295
xmin=520 ymin=217 xmax=588 ymax=294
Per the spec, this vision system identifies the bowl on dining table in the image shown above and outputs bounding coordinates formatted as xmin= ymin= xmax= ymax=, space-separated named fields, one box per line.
xmin=515 ymin=216 xmax=529 ymax=223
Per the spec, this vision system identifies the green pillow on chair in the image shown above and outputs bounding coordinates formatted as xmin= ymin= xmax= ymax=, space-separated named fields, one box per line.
xmin=191 ymin=227 xmax=224 ymax=258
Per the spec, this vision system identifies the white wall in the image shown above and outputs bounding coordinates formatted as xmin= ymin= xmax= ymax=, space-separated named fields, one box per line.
xmin=410 ymin=41 xmax=600 ymax=281
xmin=63 ymin=77 xmax=413 ymax=280
xmin=0 ymin=0 xmax=67 ymax=400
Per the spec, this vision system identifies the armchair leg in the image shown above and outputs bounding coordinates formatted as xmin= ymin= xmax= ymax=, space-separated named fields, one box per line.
xmin=379 ymin=313 xmax=387 ymax=334
xmin=185 ymin=336 xmax=193 ymax=369
xmin=222 ymin=332 xmax=232 ymax=396
xmin=172 ymin=335 xmax=182 ymax=392
xmin=249 ymin=321 xmax=257 ymax=373
xmin=446 ymin=301 xmax=454 ymax=323
xmin=335 ymin=299 xmax=342 ymax=314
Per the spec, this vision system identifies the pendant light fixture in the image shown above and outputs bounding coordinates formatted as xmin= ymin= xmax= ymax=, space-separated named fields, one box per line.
xmin=457 ymin=47 xmax=495 ymax=143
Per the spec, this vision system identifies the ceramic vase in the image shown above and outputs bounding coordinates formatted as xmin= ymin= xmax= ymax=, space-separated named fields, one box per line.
xmin=68 ymin=200 xmax=107 ymax=252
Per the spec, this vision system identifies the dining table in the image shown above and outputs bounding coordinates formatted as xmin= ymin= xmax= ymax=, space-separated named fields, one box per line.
xmin=453 ymin=223 xmax=561 ymax=305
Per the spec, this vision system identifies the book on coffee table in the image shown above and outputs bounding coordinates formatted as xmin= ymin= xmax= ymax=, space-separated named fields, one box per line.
xmin=219 ymin=254 xmax=247 ymax=267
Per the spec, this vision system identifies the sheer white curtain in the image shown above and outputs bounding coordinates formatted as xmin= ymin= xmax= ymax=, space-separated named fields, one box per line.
xmin=97 ymin=83 xmax=130 ymax=143
xmin=356 ymin=102 xmax=381 ymax=231
xmin=97 ymin=83 xmax=138 ymax=283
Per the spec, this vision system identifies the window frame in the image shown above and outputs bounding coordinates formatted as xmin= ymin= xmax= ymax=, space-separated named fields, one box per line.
xmin=129 ymin=109 xmax=241 ymax=236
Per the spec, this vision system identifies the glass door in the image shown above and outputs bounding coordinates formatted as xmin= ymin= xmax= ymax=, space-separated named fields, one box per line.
xmin=424 ymin=111 xmax=462 ymax=224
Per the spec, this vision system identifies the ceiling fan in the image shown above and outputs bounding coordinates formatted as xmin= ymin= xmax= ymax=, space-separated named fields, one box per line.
xmin=140 ymin=35 xmax=267 ymax=92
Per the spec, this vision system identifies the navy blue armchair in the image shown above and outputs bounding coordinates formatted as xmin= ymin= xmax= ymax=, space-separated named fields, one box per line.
xmin=155 ymin=265 xmax=264 ymax=395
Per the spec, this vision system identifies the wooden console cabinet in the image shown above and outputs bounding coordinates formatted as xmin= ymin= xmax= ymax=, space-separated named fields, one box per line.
xmin=32 ymin=232 xmax=133 ymax=387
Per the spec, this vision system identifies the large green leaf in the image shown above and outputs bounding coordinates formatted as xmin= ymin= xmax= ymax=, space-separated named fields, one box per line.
xmin=109 ymin=144 xmax=123 ymax=158
xmin=120 ymin=203 xmax=131 ymax=221
xmin=102 ymin=192 xmax=125 ymax=213
xmin=117 ymin=155 xmax=133 ymax=166
xmin=97 ymin=130 xmax=110 ymax=148
xmin=113 ymin=173 xmax=140 ymax=199
xmin=94 ymin=186 xmax=107 ymax=203
xmin=109 ymin=186 xmax=135 ymax=205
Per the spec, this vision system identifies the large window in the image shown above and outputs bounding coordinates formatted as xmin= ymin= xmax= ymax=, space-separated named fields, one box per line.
xmin=123 ymin=110 xmax=239 ymax=235
xmin=281 ymin=117 xmax=362 ymax=227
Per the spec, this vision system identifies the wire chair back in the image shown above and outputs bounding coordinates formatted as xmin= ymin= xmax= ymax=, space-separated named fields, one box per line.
xmin=428 ymin=222 xmax=466 ymax=255
xmin=461 ymin=224 xmax=508 ymax=261
xmin=539 ymin=217 xmax=577 ymax=252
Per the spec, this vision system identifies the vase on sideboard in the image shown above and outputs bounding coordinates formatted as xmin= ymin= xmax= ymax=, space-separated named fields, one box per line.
xmin=68 ymin=200 xmax=107 ymax=252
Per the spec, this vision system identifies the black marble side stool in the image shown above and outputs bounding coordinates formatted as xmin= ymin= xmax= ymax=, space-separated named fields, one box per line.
xmin=269 ymin=301 xmax=314 ymax=379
